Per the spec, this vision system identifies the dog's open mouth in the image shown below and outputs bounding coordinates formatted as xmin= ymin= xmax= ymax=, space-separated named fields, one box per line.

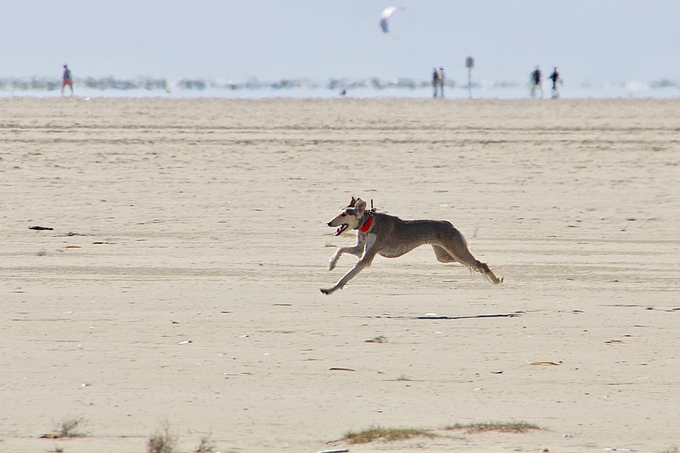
xmin=334 ymin=224 xmax=349 ymax=236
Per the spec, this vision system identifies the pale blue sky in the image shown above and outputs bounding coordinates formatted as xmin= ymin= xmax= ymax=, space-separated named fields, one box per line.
xmin=2 ymin=0 xmax=678 ymax=83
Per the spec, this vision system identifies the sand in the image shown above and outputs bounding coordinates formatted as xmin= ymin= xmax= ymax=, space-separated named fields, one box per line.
xmin=1 ymin=97 xmax=679 ymax=453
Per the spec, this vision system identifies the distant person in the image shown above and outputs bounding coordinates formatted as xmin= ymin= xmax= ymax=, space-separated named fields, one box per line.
xmin=549 ymin=67 xmax=560 ymax=98
xmin=530 ymin=65 xmax=543 ymax=98
xmin=438 ymin=67 xmax=445 ymax=98
xmin=432 ymin=67 xmax=440 ymax=98
xmin=61 ymin=64 xmax=73 ymax=96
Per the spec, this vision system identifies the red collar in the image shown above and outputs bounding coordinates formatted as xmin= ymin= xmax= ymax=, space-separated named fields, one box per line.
xmin=358 ymin=213 xmax=373 ymax=233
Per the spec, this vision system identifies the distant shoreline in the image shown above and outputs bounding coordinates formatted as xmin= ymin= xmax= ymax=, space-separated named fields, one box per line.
xmin=1 ymin=75 xmax=679 ymax=100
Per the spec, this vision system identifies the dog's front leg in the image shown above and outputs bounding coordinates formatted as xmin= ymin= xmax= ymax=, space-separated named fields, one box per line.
xmin=329 ymin=239 xmax=365 ymax=270
xmin=321 ymin=256 xmax=373 ymax=295
xmin=321 ymin=235 xmax=377 ymax=295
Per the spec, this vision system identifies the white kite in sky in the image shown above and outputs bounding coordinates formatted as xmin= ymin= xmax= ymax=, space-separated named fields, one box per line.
xmin=379 ymin=6 xmax=405 ymax=34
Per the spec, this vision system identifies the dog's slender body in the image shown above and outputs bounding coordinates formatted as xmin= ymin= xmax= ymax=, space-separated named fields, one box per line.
xmin=320 ymin=197 xmax=502 ymax=295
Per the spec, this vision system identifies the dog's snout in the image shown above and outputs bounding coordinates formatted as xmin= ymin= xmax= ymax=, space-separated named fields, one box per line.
xmin=327 ymin=221 xmax=332 ymax=227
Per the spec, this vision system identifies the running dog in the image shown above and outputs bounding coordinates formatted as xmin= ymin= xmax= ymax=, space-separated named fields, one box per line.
xmin=320 ymin=197 xmax=502 ymax=295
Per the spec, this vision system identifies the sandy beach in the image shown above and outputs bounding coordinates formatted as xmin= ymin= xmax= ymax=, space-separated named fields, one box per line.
xmin=1 ymin=97 xmax=679 ymax=453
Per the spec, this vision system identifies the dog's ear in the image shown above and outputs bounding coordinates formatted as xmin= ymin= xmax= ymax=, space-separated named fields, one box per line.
xmin=355 ymin=198 xmax=366 ymax=215
xmin=348 ymin=196 xmax=357 ymax=207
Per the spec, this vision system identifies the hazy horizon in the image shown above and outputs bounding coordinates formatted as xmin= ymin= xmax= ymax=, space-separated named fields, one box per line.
xmin=3 ymin=0 xmax=679 ymax=84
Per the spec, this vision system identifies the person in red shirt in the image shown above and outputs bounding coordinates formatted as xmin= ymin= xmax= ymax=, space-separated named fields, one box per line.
xmin=62 ymin=64 xmax=74 ymax=96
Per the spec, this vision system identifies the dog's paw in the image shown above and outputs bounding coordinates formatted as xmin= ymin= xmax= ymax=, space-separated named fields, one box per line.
xmin=328 ymin=259 xmax=337 ymax=271
xmin=320 ymin=288 xmax=331 ymax=295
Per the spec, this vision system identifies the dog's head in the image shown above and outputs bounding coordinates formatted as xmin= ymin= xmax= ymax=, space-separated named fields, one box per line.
xmin=327 ymin=197 xmax=367 ymax=236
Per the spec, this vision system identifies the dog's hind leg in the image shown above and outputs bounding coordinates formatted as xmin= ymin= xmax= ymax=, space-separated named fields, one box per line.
xmin=440 ymin=244 xmax=503 ymax=284
xmin=437 ymin=226 xmax=503 ymax=284
xmin=432 ymin=245 xmax=457 ymax=263
xmin=476 ymin=260 xmax=503 ymax=284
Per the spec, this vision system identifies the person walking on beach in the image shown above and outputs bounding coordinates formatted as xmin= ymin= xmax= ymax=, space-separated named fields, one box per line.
xmin=549 ymin=66 xmax=560 ymax=98
xmin=432 ymin=67 xmax=440 ymax=98
xmin=530 ymin=65 xmax=542 ymax=98
xmin=62 ymin=64 xmax=74 ymax=96
xmin=438 ymin=67 xmax=445 ymax=98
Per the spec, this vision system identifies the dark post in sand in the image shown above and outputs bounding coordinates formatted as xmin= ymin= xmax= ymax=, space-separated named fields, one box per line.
xmin=465 ymin=56 xmax=475 ymax=99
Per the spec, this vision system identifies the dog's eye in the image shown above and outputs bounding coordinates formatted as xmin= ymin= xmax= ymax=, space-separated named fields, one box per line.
xmin=340 ymin=213 xmax=346 ymax=217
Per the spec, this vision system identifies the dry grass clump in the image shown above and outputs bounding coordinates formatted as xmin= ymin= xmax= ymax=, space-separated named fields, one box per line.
xmin=147 ymin=423 xmax=178 ymax=453
xmin=58 ymin=417 xmax=87 ymax=438
xmin=341 ymin=426 xmax=435 ymax=444
xmin=338 ymin=421 xmax=541 ymax=445
xmin=194 ymin=435 xmax=216 ymax=453
xmin=445 ymin=421 xmax=541 ymax=434
xmin=41 ymin=417 xmax=87 ymax=439
xmin=147 ymin=422 xmax=217 ymax=453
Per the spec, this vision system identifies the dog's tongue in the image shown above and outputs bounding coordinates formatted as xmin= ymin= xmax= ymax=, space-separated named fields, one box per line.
xmin=334 ymin=224 xmax=348 ymax=236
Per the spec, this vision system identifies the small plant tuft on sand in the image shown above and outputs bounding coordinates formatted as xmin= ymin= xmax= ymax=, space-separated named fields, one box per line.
xmin=194 ymin=435 xmax=216 ymax=453
xmin=445 ymin=421 xmax=541 ymax=434
xmin=57 ymin=417 xmax=87 ymax=438
xmin=341 ymin=426 xmax=435 ymax=444
xmin=147 ymin=423 xmax=178 ymax=453
xmin=338 ymin=421 xmax=541 ymax=445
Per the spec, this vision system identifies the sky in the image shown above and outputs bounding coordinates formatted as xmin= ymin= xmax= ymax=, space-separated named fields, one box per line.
xmin=2 ymin=0 xmax=679 ymax=84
